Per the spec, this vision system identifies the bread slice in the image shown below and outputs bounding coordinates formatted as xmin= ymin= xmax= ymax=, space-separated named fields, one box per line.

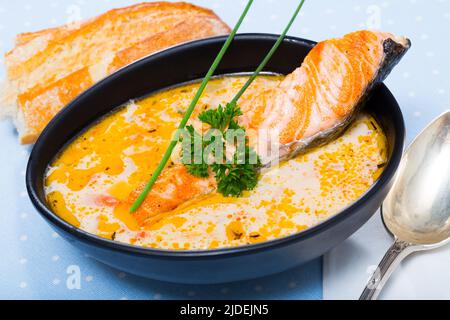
xmin=1 ymin=2 xmax=230 ymax=144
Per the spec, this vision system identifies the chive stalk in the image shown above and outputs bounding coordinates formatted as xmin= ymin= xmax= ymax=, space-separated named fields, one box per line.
xmin=130 ymin=0 xmax=307 ymax=212
xmin=231 ymin=0 xmax=306 ymax=104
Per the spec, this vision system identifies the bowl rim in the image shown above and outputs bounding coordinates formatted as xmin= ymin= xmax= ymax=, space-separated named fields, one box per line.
xmin=26 ymin=33 xmax=405 ymax=259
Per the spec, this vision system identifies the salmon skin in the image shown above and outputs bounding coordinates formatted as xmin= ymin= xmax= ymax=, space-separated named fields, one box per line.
xmin=126 ymin=30 xmax=411 ymax=226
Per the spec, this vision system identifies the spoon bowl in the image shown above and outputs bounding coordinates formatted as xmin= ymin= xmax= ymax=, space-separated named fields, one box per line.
xmin=383 ymin=111 xmax=450 ymax=245
xmin=360 ymin=110 xmax=450 ymax=299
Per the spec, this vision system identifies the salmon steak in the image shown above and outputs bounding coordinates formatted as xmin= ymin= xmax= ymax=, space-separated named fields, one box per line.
xmin=126 ymin=30 xmax=411 ymax=226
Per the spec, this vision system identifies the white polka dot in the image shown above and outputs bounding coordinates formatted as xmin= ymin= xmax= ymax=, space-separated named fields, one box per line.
xmin=387 ymin=19 xmax=395 ymax=25
xmin=52 ymin=278 xmax=61 ymax=285
xmin=153 ymin=293 xmax=162 ymax=300
xmin=269 ymin=14 xmax=278 ymax=21
xmin=402 ymin=72 xmax=410 ymax=79
xmin=24 ymin=4 xmax=32 ymax=10
xmin=52 ymin=232 xmax=59 ymax=238
xmin=24 ymin=21 xmax=31 ymax=27
xmin=437 ymin=89 xmax=446 ymax=95
xmin=254 ymin=285 xmax=263 ymax=292
xmin=408 ymin=91 xmax=416 ymax=98
xmin=19 ymin=258 xmax=27 ymax=264
xmin=413 ymin=111 xmax=422 ymax=117
xmin=426 ymin=51 xmax=435 ymax=57
xmin=353 ymin=5 xmax=361 ymax=12
xmin=432 ymin=69 xmax=440 ymax=75
xmin=19 ymin=282 xmax=27 ymax=288
xmin=220 ymin=287 xmax=230 ymax=294
xmin=381 ymin=1 xmax=390 ymax=8
xmin=415 ymin=16 xmax=423 ymax=22
xmin=324 ymin=8 xmax=334 ymax=15
xmin=20 ymin=213 xmax=28 ymax=219
xmin=20 ymin=191 xmax=27 ymax=198
xmin=85 ymin=275 xmax=93 ymax=282
xmin=187 ymin=290 xmax=196 ymax=297
xmin=52 ymin=255 xmax=60 ymax=262
xmin=20 ymin=235 xmax=28 ymax=241
xmin=20 ymin=170 xmax=26 ymax=176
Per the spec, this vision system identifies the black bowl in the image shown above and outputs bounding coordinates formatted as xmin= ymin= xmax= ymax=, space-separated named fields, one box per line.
xmin=26 ymin=34 xmax=405 ymax=284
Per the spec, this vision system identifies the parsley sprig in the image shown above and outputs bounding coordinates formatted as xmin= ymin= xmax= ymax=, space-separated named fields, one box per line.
xmin=182 ymin=102 xmax=261 ymax=197
xmin=198 ymin=102 xmax=242 ymax=132
xmin=212 ymin=145 xmax=261 ymax=197
xmin=183 ymin=125 xmax=210 ymax=178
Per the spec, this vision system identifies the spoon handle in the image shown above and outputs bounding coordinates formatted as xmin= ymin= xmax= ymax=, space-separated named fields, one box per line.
xmin=359 ymin=239 xmax=413 ymax=300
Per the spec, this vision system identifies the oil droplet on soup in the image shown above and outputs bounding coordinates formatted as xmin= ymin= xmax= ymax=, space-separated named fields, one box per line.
xmin=45 ymin=75 xmax=387 ymax=250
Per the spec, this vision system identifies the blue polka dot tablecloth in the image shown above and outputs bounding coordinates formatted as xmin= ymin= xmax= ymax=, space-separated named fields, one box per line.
xmin=0 ymin=0 xmax=448 ymax=300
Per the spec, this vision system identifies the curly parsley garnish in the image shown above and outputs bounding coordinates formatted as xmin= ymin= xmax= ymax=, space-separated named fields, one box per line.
xmin=212 ymin=144 xmax=261 ymax=197
xmin=183 ymin=125 xmax=210 ymax=178
xmin=182 ymin=102 xmax=261 ymax=197
xmin=198 ymin=102 xmax=243 ymax=132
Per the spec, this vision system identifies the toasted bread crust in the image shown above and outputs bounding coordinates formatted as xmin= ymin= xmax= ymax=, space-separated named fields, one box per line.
xmin=109 ymin=16 xmax=229 ymax=73
xmin=2 ymin=2 xmax=230 ymax=144
xmin=17 ymin=68 xmax=94 ymax=144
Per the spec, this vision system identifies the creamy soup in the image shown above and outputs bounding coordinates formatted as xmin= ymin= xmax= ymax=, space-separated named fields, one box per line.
xmin=45 ymin=75 xmax=387 ymax=250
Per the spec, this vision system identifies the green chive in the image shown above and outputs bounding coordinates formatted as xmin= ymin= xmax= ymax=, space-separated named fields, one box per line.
xmin=130 ymin=0 xmax=307 ymax=212
xmin=129 ymin=0 xmax=255 ymax=213
xmin=231 ymin=0 xmax=306 ymax=104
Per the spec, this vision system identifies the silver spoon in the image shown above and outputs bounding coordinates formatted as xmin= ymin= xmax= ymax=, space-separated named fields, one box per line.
xmin=360 ymin=110 xmax=450 ymax=300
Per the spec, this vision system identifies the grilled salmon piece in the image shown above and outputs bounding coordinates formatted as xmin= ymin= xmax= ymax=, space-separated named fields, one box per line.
xmin=125 ymin=30 xmax=410 ymax=226
xmin=242 ymin=30 xmax=410 ymax=163
xmin=126 ymin=165 xmax=217 ymax=226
